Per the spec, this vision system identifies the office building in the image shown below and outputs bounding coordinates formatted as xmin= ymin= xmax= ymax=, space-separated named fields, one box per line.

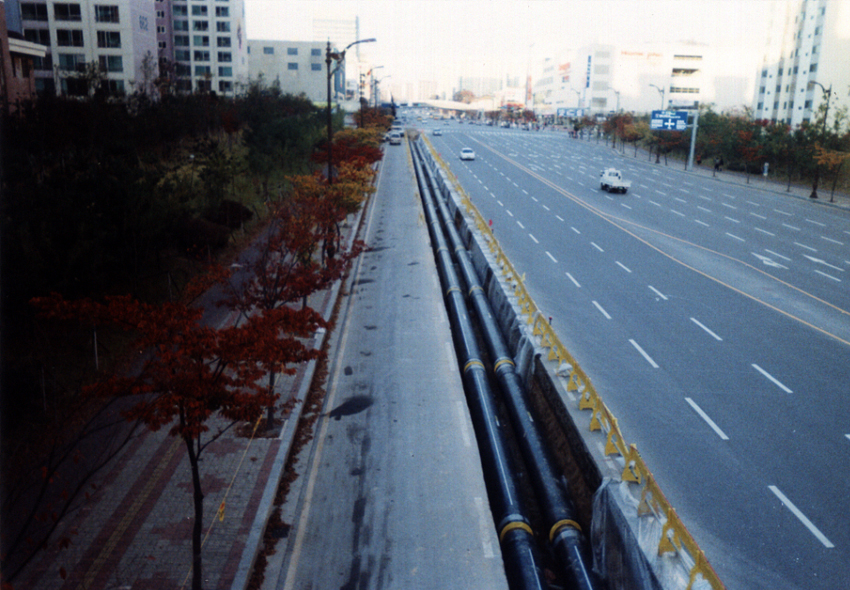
xmin=247 ymin=40 xmax=338 ymax=103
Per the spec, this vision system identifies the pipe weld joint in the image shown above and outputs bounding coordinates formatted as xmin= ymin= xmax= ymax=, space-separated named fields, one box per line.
xmin=468 ymin=285 xmax=484 ymax=296
xmin=445 ymin=286 xmax=461 ymax=296
xmin=463 ymin=359 xmax=484 ymax=374
xmin=493 ymin=357 xmax=515 ymax=372
xmin=499 ymin=520 xmax=534 ymax=543
xmin=549 ymin=519 xmax=582 ymax=542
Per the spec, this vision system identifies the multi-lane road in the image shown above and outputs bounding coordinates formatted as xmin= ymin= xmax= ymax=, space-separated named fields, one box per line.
xmin=425 ymin=120 xmax=850 ymax=590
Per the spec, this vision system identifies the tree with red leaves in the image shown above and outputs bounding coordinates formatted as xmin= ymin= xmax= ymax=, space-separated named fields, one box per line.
xmin=31 ymin=266 xmax=325 ymax=590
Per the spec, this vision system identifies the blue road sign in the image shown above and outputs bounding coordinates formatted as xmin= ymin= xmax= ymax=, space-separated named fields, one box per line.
xmin=651 ymin=110 xmax=688 ymax=131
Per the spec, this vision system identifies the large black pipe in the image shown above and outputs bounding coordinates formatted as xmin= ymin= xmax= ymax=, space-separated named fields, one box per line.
xmin=410 ymin=139 xmax=550 ymax=590
xmin=414 ymin=139 xmax=600 ymax=590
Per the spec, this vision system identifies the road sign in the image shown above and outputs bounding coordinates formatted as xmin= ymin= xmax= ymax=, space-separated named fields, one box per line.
xmin=651 ymin=110 xmax=688 ymax=131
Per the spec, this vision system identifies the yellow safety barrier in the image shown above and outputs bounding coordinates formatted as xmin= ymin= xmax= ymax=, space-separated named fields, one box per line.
xmin=420 ymin=139 xmax=726 ymax=590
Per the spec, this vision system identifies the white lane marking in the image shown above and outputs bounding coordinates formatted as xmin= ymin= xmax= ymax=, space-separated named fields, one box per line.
xmin=566 ymin=272 xmax=581 ymax=288
xmin=522 ymin=189 xmax=529 ymax=195
xmin=803 ymin=254 xmax=844 ymax=272
xmin=794 ymin=242 xmax=817 ymax=252
xmin=655 ymin=190 xmax=667 ymax=196
xmin=616 ymin=261 xmax=632 ymax=273
xmin=506 ymin=210 xmax=514 ymax=217
xmin=473 ymin=496 xmax=497 ymax=558
xmin=648 ymin=285 xmax=668 ymax=300
xmin=768 ymin=486 xmax=834 ymax=549
xmin=685 ymin=398 xmax=729 ymax=440
xmin=699 ymin=194 xmax=713 ymax=201
xmin=752 ymin=364 xmax=793 ymax=393
xmin=556 ymin=215 xmax=565 ymax=222
xmin=529 ymin=233 xmax=539 ymax=243
xmin=814 ymin=270 xmax=841 ymax=282
xmin=591 ymin=242 xmax=604 ymax=252
xmin=456 ymin=401 xmax=472 ymax=448
xmin=695 ymin=220 xmax=710 ymax=227
xmin=593 ymin=301 xmax=612 ymax=320
xmin=765 ymin=249 xmax=791 ymax=261
xmin=546 ymin=251 xmax=558 ymax=263
xmin=571 ymin=226 xmax=581 ymax=234
xmin=746 ymin=200 xmax=760 ymax=207
xmin=671 ymin=209 xmax=686 ymax=217
xmin=724 ymin=216 xmax=741 ymax=223
xmin=755 ymin=227 xmax=776 ymax=236
xmin=783 ymin=223 xmax=801 ymax=231
xmin=497 ymin=200 xmax=504 ymax=207
xmin=621 ymin=203 xmax=632 ymax=210
xmin=722 ymin=202 xmax=738 ymax=210
xmin=697 ymin=206 xmax=712 ymax=213
xmin=490 ymin=192 xmax=496 ymax=199
xmin=805 ymin=218 xmax=826 ymax=227
xmin=774 ymin=209 xmax=792 ymax=216
xmin=542 ymin=204 xmax=550 ymax=211
xmin=750 ymin=212 xmax=767 ymax=219
xmin=517 ymin=220 xmax=525 ymax=229
xmin=629 ymin=339 xmax=659 ymax=368
xmin=690 ymin=317 xmax=723 ymax=341
xmin=726 ymin=232 xmax=745 ymax=242
xmin=649 ymin=200 xmax=662 ymax=207
xmin=675 ymin=197 xmax=688 ymax=203
xmin=531 ymin=196 xmax=539 ymax=202
xmin=821 ymin=236 xmax=844 ymax=245
xmin=752 ymin=253 xmax=788 ymax=269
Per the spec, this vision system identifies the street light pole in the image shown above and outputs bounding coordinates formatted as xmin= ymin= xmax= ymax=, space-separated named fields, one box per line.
xmin=808 ymin=81 xmax=832 ymax=199
xmin=326 ymin=37 xmax=376 ymax=185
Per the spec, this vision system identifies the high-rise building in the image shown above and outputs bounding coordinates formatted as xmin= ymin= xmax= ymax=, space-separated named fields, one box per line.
xmin=753 ymin=0 xmax=850 ymax=126
xmin=247 ymin=40 xmax=339 ymax=103
xmin=156 ymin=0 xmax=248 ymax=95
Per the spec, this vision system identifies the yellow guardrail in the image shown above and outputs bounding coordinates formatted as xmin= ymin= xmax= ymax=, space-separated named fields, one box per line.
xmin=421 ymin=137 xmax=725 ymax=590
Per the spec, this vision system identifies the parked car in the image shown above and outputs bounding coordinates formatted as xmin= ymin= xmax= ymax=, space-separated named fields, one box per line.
xmin=388 ymin=132 xmax=402 ymax=145
xmin=460 ymin=148 xmax=475 ymax=161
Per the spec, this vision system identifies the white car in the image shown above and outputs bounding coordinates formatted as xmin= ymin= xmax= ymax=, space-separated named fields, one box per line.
xmin=433 ymin=129 xmax=442 ymax=136
xmin=460 ymin=148 xmax=475 ymax=161
xmin=388 ymin=132 xmax=402 ymax=145
xmin=599 ymin=168 xmax=631 ymax=193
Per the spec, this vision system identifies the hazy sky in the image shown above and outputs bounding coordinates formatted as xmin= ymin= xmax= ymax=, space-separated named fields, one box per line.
xmin=244 ymin=0 xmax=776 ymax=94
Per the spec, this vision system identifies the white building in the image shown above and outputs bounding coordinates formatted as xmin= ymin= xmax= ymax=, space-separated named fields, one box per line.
xmin=18 ymin=0 xmax=157 ymax=96
xmin=247 ymin=40 xmax=337 ymax=103
xmin=753 ymin=0 xmax=850 ymax=126
xmin=157 ymin=0 xmax=248 ymax=95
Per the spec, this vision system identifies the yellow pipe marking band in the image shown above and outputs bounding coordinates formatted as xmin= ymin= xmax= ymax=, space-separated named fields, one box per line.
xmin=463 ymin=360 xmax=484 ymax=373
xmin=499 ymin=520 xmax=534 ymax=542
xmin=468 ymin=285 xmax=484 ymax=295
xmin=493 ymin=358 xmax=515 ymax=371
xmin=549 ymin=519 xmax=582 ymax=542
xmin=446 ymin=286 xmax=461 ymax=296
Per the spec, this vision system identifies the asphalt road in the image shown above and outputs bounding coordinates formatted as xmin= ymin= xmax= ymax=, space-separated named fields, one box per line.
xmin=426 ymin=120 xmax=850 ymax=590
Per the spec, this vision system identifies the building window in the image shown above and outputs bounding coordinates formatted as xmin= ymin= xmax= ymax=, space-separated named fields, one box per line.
xmin=217 ymin=52 xmax=232 ymax=62
xmin=104 ymin=79 xmax=125 ymax=95
xmin=33 ymin=54 xmax=53 ymax=71
xmin=288 ymin=62 xmax=298 ymax=70
xmin=175 ymin=49 xmax=190 ymax=61
xmin=193 ymin=20 xmax=209 ymax=31
xmin=191 ymin=5 xmax=207 ymax=16
xmin=21 ymin=3 xmax=49 ymax=21
xmin=57 ymin=52 xmax=85 ymax=70
xmin=156 ymin=9 xmax=164 ymax=18
xmin=217 ymin=37 xmax=231 ymax=47
xmin=193 ymin=35 xmax=209 ymax=47
xmin=194 ymin=50 xmax=210 ymax=61
xmin=759 ymin=86 xmax=765 ymax=94
xmin=54 ymin=4 xmax=82 ymax=21
xmin=174 ymin=35 xmax=189 ymax=47
xmin=97 ymin=31 xmax=121 ymax=48
xmin=216 ymin=21 xmax=230 ymax=32
xmin=219 ymin=80 xmax=232 ymax=93
xmin=56 ymin=29 xmax=84 ymax=47
xmin=215 ymin=6 xmax=229 ymax=16
xmin=195 ymin=65 xmax=211 ymax=76
xmin=311 ymin=48 xmax=321 ymax=56
xmin=24 ymin=28 xmax=51 ymax=44
xmin=174 ymin=20 xmax=189 ymax=31
xmin=218 ymin=66 xmax=232 ymax=76
xmin=173 ymin=5 xmax=188 ymax=16
xmin=287 ymin=47 xmax=298 ymax=55
xmin=156 ymin=25 xmax=165 ymax=34
xmin=263 ymin=46 xmax=274 ymax=54
xmin=809 ymin=63 xmax=818 ymax=72
xmin=98 ymin=54 xmax=123 ymax=72
xmin=94 ymin=5 xmax=120 ymax=22
xmin=311 ymin=63 xmax=321 ymax=71
xmin=176 ymin=63 xmax=191 ymax=76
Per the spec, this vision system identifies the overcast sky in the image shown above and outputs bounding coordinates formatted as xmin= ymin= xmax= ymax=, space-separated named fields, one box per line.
xmin=244 ymin=0 xmax=777 ymax=94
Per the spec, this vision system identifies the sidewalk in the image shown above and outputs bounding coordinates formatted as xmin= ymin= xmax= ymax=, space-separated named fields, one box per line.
xmin=14 ymin=177 xmax=366 ymax=590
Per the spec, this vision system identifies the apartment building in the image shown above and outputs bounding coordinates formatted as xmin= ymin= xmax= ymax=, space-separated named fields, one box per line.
xmin=247 ymin=40 xmax=335 ymax=103
xmin=753 ymin=0 xmax=850 ymax=126
xmin=17 ymin=0 xmax=157 ymax=96
xmin=156 ymin=0 xmax=248 ymax=95
xmin=2 ymin=0 xmax=47 ymax=111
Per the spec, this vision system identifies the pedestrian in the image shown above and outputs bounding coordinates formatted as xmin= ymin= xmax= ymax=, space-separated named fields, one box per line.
xmin=713 ymin=158 xmax=720 ymax=173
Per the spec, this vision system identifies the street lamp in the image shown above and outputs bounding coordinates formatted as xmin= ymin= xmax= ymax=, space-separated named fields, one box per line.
xmin=611 ymin=88 xmax=620 ymax=112
xmin=326 ymin=37 xmax=375 ymax=184
xmin=807 ymin=80 xmax=832 ymax=199
xmin=650 ymin=83 xmax=666 ymax=110
xmin=571 ymin=87 xmax=581 ymax=108
xmin=374 ymin=75 xmax=391 ymax=109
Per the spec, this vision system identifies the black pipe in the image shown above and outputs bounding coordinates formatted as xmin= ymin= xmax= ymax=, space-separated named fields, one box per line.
xmin=414 ymin=139 xmax=600 ymax=590
xmin=410 ymin=139 xmax=550 ymax=590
